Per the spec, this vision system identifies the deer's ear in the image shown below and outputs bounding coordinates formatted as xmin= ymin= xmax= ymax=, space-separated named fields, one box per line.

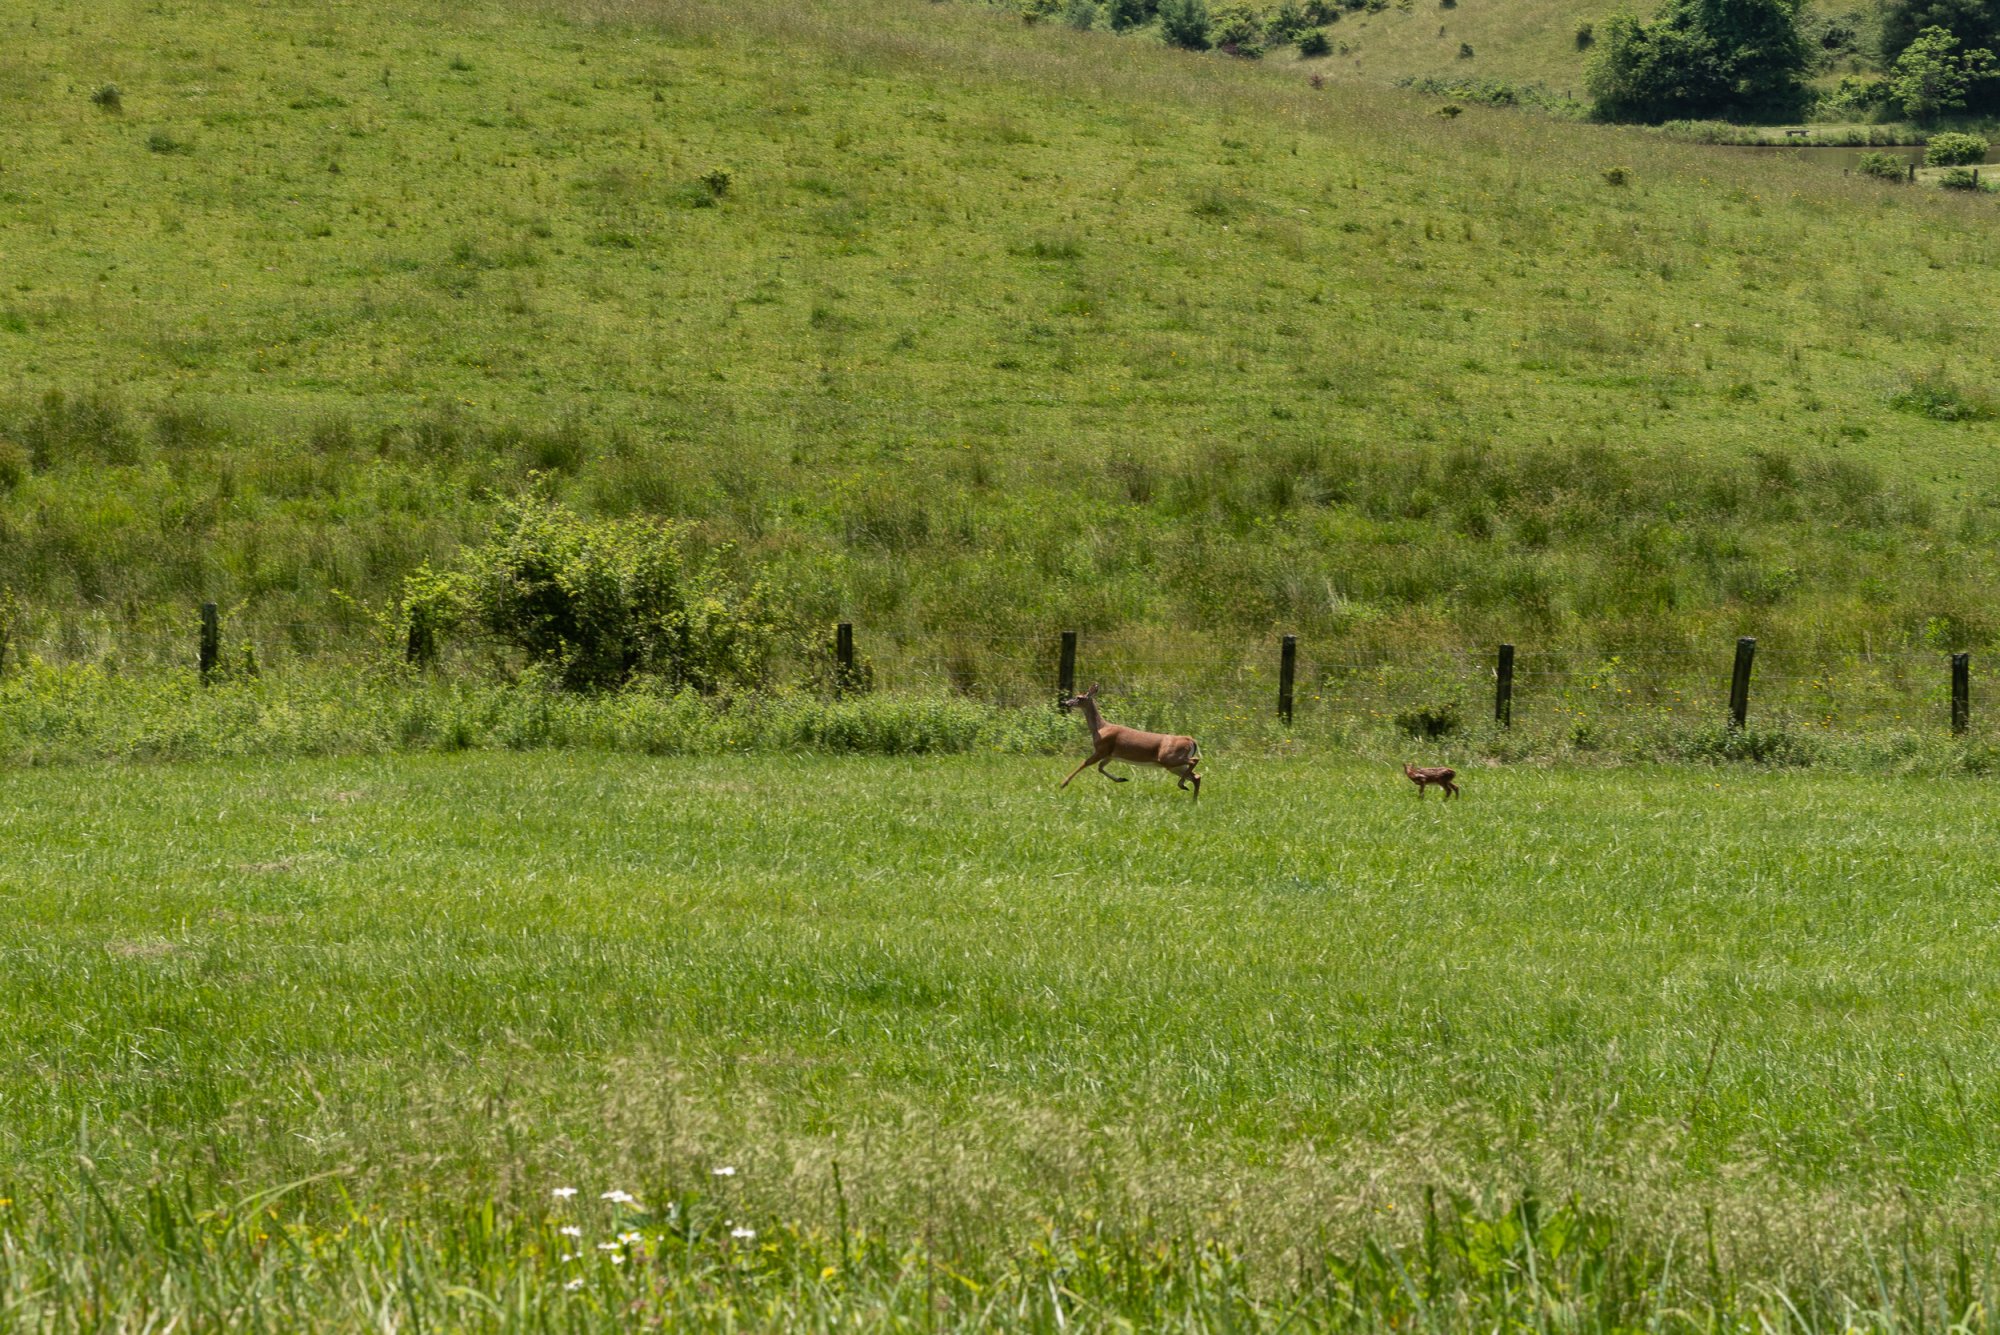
xmin=1087 ymin=683 xmax=1099 ymax=696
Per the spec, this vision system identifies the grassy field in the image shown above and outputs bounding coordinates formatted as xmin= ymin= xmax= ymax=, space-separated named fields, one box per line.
xmin=3 ymin=0 xmax=2000 ymax=682
xmin=7 ymin=750 xmax=2000 ymax=1326
xmin=1297 ymin=0 xmax=1606 ymax=93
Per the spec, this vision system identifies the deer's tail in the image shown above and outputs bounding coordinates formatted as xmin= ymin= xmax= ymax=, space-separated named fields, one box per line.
xmin=1190 ymin=739 xmax=1201 ymax=765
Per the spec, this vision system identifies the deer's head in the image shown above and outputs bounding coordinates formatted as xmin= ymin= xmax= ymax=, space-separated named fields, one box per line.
xmin=1060 ymin=683 xmax=1100 ymax=714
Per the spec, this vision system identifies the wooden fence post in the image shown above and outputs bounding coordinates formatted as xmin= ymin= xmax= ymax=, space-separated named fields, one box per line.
xmin=1728 ymin=636 xmax=1756 ymax=730
xmin=835 ymin=621 xmax=855 ymax=695
xmin=1057 ymin=630 xmax=1077 ymax=707
xmin=199 ymin=602 xmax=220 ymax=683
xmin=1953 ymin=652 xmax=1970 ymax=736
xmin=1495 ymin=642 xmax=1515 ymax=727
xmin=1278 ymin=634 xmax=1297 ymax=725
xmin=406 ymin=615 xmax=435 ymax=669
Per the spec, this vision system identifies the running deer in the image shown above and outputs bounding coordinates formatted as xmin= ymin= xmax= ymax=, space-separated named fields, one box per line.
xmin=1403 ymin=762 xmax=1459 ymax=799
xmin=1059 ymin=684 xmax=1201 ymax=800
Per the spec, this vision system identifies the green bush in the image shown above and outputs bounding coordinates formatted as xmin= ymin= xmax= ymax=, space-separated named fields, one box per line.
xmin=1887 ymin=24 xmax=1998 ymax=121
xmin=90 ymin=83 xmax=122 ymax=112
xmin=1856 ymin=150 xmax=1908 ymax=179
xmin=1106 ymin=0 xmax=1154 ymax=30
xmin=403 ymin=490 xmax=778 ymax=692
xmin=1298 ymin=27 xmax=1332 ymax=55
xmin=1925 ymin=130 xmax=1990 ymax=164
xmin=1936 ymin=164 xmax=1983 ymax=187
xmin=1160 ymin=0 xmax=1214 ymax=49
xmin=1394 ymin=701 xmax=1461 ymax=740
xmin=1888 ymin=367 xmax=1996 ymax=420
xmin=1587 ymin=0 xmax=1812 ymax=123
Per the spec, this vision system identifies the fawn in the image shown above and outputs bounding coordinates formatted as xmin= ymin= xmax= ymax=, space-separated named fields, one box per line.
xmin=1403 ymin=762 xmax=1459 ymax=799
xmin=1059 ymin=684 xmax=1201 ymax=800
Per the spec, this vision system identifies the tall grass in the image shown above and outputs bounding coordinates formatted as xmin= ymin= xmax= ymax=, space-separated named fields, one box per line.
xmin=11 ymin=752 xmax=2000 ymax=1323
xmin=1 ymin=0 xmax=1999 ymax=673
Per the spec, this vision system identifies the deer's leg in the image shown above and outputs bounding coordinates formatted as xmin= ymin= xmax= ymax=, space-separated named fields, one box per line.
xmin=1096 ymin=758 xmax=1128 ymax=782
xmin=1446 ymin=779 xmax=1459 ymax=799
xmin=1059 ymin=755 xmax=1097 ymax=788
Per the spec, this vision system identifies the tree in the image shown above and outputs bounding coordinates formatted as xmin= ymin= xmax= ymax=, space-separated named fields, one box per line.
xmin=1159 ymin=0 xmax=1213 ymax=48
xmin=1889 ymin=25 xmax=1997 ymax=119
xmin=1106 ymin=0 xmax=1155 ymax=30
xmin=1586 ymin=0 xmax=1813 ymax=123
xmin=1880 ymin=0 xmax=2000 ymax=110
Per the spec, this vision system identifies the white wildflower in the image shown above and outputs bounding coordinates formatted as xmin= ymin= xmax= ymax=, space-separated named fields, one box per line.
xmin=566 ymin=1278 xmax=585 ymax=1291
xmin=731 ymin=1226 xmax=756 ymax=1241
xmin=618 ymin=1231 xmax=643 ymax=1245
xmin=712 ymin=1166 xmax=737 ymax=1177
xmin=559 ymin=1226 xmax=583 ymax=1238
xmin=561 ymin=1252 xmax=580 ymax=1262
xmin=601 ymin=1189 xmax=637 ymax=1205
xmin=597 ymin=1241 xmax=622 ymax=1251
xmin=551 ymin=1187 xmax=578 ymax=1199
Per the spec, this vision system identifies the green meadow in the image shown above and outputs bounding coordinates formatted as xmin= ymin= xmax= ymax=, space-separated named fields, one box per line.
xmin=7 ymin=752 xmax=2000 ymax=1327
xmin=9 ymin=1 xmax=2000 ymax=1324
xmin=2 ymin=0 xmax=1999 ymax=683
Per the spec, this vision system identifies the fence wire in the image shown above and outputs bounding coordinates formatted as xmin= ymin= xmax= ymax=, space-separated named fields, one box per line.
xmin=2 ymin=612 xmax=1987 ymax=737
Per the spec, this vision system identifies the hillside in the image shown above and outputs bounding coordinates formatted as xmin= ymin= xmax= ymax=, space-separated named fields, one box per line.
xmin=2 ymin=0 xmax=1999 ymax=681
xmin=1304 ymin=0 xmax=1608 ymax=95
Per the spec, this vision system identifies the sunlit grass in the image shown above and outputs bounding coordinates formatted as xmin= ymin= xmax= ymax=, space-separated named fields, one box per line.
xmin=7 ymin=751 xmax=2000 ymax=1324
xmin=0 ymin=0 xmax=1998 ymax=666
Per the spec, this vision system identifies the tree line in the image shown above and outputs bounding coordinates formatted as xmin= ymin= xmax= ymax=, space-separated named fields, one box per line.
xmin=1586 ymin=0 xmax=1998 ymax=124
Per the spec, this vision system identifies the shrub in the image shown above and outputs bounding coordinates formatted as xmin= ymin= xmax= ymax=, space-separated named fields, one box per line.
xmin=1458 ymin=41 xmax=1474 ymax=58
xmin=402 ymin=490 xmax=778 ymax=693
xmin=700 ymin=167 xmax=733 ymax=197
xmin=1437 ymin=102 xmax=1464 ymax=116
xmin=1160 ymin=0 xmax=1213 ymax=47
xmin=1106 ymin=0 xmax=1154 ymax=30
xmin=90 ymin=83 xmax=122 ymax=112
xmin=1061 ymin=0 xmax=1100 ymax=29
xmin=1268 ymin=0 xmax=1311 ymax=41
xmin=1925 ymin=130 xmax=1990 ymax=164
xmin=1298 ymin=28 xmax=1332 ymax=55
xmin=1822 ymin=75 xmax=1895 ymax=118
xmin=1587 ymin=0 xmax=1812 ymax=123
xmin=1394 ymin=701 xmax=1461 ymax=740
xmin=1603 ymin=165 xmax=1630 ymax=185
xmin=146 ymin=130 xmax=193 ymax=155
xmin=1575 ymin=21 xmax=1593 ymax=48
xmin=0 ymin=439 xmax=27 ymax=491
xmin=1889 ymin=368 xmax=1996 ymax=420
xmin=1936 ymin=164 xmax=1983 ymax=187
xmin=1856 ymin=150 xmax=1908 ymax=179
xmin=1887 ymin=25 xmax=1997 ymax=121
xmin=1214 ymin=11 xmax=1268 ymax=56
